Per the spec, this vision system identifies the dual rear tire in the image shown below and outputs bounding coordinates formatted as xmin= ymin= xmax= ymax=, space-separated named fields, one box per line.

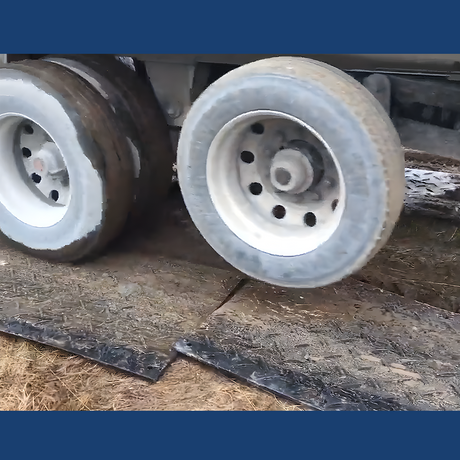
xmin=0 ymin=56 xmax=174 ymax=262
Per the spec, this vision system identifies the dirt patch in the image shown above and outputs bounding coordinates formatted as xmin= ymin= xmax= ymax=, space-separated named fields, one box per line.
xmin=0 ymin=334 xmax=301 ymax=411
xmin=357 ymin=213 xmax=460 ymax=312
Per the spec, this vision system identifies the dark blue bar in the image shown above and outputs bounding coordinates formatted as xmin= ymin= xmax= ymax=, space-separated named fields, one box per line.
xmin=0 ymin=0 xmax=457 ymax=53
xmin=0 ymin=412 xmax=457 ymax=459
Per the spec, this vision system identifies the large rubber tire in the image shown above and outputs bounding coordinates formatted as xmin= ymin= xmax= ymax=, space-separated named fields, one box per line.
xmin=43 ymin=54 xmax=175 ymax=220
xmin=177 ymin=56 xmax=406 ymax=288
xmin=0 ymin=60 xmax=134 ymax=262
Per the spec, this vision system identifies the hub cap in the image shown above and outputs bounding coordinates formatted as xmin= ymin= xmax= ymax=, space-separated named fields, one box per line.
xmin=206 ymin=111 xmax=345 ymax=257
xmin=0 ymin=116 xmax=71 ymax=227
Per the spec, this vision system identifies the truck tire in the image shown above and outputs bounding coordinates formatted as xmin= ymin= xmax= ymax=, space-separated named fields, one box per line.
xmin=0 ymin=60 xmax=134 ymax=262
xmin=43 ymin=55 xmax=175 ymax=221
xmin=177 ymin=56 xmax=406 ymax=288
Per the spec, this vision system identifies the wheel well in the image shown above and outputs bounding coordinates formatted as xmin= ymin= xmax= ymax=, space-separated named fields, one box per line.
xmin=6 ymin=54 xmax=460 ymax=161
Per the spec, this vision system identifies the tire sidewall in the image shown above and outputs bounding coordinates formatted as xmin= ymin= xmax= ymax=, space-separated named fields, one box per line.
xmin=47 ymin=54 xmax=175 ymax=217
xmin=44 ymin=57 xmax=143 ymax=182
xmin=178 ymin=73 xmax=391 ymax=288
xmin=0 ymin=69 xmax=105 ymax=252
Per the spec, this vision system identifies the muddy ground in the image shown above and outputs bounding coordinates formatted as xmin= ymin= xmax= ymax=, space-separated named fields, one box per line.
xmin=357 ymin=213 xmax=460 ymax=313
xmin=0 ymin=185 xmax=459 ymax=411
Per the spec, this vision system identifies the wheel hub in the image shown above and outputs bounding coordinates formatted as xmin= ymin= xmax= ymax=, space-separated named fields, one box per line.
xmin=20 ymin=124 xmax=70 ymax=205
xmin=270 ymin=148 xmax=314 ymax=194
xmin=0 ymin=116 xmax=71 ymax=228
xmin=206 ymin=110 xmax=345 ymax=257
xmin=33 ymin=158 xmax=45 ymax=173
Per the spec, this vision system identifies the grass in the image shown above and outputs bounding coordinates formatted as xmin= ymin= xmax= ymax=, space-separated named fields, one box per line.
xmin=0 ymin=333 xmax=301 ymax=411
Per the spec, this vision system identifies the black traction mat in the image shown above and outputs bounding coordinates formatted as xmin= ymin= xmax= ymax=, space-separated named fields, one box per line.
xmin=176 ymin=279 xmax=460 ymax=411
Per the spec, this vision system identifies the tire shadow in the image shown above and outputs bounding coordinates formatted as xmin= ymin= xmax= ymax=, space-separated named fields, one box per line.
xmin=107 ymin=184 xmax=233 ymax=271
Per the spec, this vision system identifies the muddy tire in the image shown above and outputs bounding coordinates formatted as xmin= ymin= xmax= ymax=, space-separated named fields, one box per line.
xmin=43 ymin=54 xmax=175 ymax=220
xmin=0 ymin=60 xmax=134 ymax=262
xmin=177 ymin=56 xmax=406 ymax=288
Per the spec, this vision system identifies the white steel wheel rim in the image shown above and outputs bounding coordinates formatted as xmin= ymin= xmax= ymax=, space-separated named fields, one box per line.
xmin=0 ymin=114 xmax=71 ymax=228
xmin=206 ymin=110 xmax=346 ymax=257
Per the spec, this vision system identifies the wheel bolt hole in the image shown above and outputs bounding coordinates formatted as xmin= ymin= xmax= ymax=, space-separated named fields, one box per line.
xmin=50 ymin=190 xmax=59 ymax=202
xmin=31 ymin=173 xmax=41 ymax=184
xmin=275 ymin=168 xmax=292 ymax=186
xmin=304 ymin=212 xmax=317 ymax=227
xmin=331 ymin=199 xmax=339 ymax=211
xmin=22 ymin=147 xmax=32 ymax=158
xmin=24 ymin=125 xmax=34 ymax=135
xmin=240 ymin=150 xmax=255 ymax=164
xmin=272 ymin=205 xmax=286 ymax=219
xmin=249 ymin=182 xmax=263 ymax=196
xmin=251 ymin=123 xmax=265 ymax=135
